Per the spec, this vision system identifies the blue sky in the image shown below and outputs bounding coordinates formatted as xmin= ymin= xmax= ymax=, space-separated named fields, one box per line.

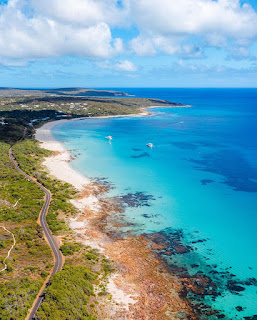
xmin=0 ymin=0 xmax=257 ymax=88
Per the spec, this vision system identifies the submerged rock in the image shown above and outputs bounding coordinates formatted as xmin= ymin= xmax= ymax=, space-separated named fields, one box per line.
xmin=227 ymin=281 xmax=245 ymax=293
xmin=236 ymin=306 xmax=245 ymax=312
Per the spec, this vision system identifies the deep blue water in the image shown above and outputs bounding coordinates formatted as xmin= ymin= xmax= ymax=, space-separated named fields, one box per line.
xmin=53 ymin=88 xmax=257 ymax=319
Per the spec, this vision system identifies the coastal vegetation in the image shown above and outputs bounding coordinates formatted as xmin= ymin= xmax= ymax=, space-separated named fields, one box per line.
xmin=36 ymin=266 xmax=97 ymax=320
xmin=0 ymin=95 xmax=174 ymax=119
xmin=0 ymin=87 xmax=128 ymax=98
xmin=0 ymin=136 xmax=115 ymax=319
xmin=37 ymin=242 xmax=115 ymax=320
xmin=12 ymin=139 xmax=77 ymax=234
xmin=0 ymin=90 xmax=176 ymax=145
xmin=0 ymin=142 xmax=52 ymax=319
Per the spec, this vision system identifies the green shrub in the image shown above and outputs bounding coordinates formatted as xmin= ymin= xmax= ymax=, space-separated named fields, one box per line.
xmin=29 ymin=248 xmax=38 ymax=255
xmin=36 ymin=266 xmax=96 ymax=320
xmin=40 ymin=270 xmax=49 ymax=278
xmin=60 ymin=242 xmax=80 ymax=256
xmin=0 ymin=279 xmax=42 ymax=320
xmin=6 ymin=264 xmax=13 ymax=272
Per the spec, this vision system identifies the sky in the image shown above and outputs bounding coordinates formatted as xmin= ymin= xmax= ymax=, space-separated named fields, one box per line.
xmin=1 ymin=0 xmax=257 ymax=88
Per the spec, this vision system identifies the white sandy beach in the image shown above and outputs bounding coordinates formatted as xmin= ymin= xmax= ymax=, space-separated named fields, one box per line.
xmin=35 ymin=118 xmax=139 ymax=312
xmin=35 ymin=120 xmax=91 ymax=191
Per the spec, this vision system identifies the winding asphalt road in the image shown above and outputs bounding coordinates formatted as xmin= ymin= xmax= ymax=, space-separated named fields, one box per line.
xmin=9 ymin=147 xmax=63 ymax=319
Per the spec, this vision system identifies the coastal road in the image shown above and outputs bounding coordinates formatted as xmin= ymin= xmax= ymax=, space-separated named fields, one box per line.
xmin=9 ymin=147 xmax=63 ymax=319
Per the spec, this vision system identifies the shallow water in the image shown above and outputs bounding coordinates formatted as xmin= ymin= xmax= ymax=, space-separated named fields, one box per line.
xmin=53 ymin=88 xmax=257 ymax=319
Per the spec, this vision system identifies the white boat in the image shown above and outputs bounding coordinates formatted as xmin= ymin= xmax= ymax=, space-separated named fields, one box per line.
xmin=105 ymin=135 xmax=113 ymax=144
xmin=146 ymin=143 xmax=154 ymax=148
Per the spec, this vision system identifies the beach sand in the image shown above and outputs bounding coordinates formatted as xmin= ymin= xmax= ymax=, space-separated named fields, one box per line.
xmin=35 ymin=116 xmax=198 ymax=320
xmin=35 ymin=120 xmax=140 ymax=313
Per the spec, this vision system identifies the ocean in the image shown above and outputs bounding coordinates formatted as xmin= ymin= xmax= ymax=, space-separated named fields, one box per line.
xmin=52 ymin=88 xmax=257 ymax=319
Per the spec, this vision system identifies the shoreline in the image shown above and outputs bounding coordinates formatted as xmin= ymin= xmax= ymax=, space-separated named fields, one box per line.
xmin=35 ymin=120 xmax=140 ymax=314
xmin=35 ymin=103 xmax=191 ymax=132
xmin=34 ymin=104 xmax=181 ymax=190
xmin=35 ymin=121 xmax=91 ymax=191
xmin=35 ymin=110 xmax=199 ymax=319
xmin=34 ymin=104 xmax=187 ymax=219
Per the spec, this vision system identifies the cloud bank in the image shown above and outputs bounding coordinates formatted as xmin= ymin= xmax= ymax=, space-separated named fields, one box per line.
xmin=129 ymin=0 xmax=257 ymax=55
xmin=0 ymin=0 xmax=256 ymax=64
xmin=0 ymin=0 xmax=124 ymax=61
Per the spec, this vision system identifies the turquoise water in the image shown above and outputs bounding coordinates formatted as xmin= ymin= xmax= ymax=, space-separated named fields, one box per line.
xmin=52 ymin=89 xmax=257 ymax=319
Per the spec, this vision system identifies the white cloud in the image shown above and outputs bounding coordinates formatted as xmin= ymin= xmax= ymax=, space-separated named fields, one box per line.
xmin=129 ymin=0 xmax=257 ymax=55
xmin=0 ymin=0 xmax=257 ymax=64
xmin=130 ymin=35 xmax=203 ymax=58
xmin=32 ymin=0 xmax=129 ymax=27
xmin=97 ymin=59 xmax=137 ymax=72
xmin=0 ymin=0 xmax=124 ymax=63
xmin=130 ymin=36 xmax=156 ymax=56
xmin=129 ymin=0 xmax=257 ymax=39
xmin=226 ymin=46 xmax=257 ymax=60
xmin=114 ymin=60 xmax=137 ymax=72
